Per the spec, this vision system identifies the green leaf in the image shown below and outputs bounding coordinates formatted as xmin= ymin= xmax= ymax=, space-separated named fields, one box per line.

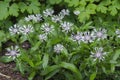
xmin=111 ymin=64 xmax=115 ymax=73
xmin=18 ymin=2 xmax=27 ymax=13
xmin=41 ymin=65 xmax=60 ymax=75
xmin=0 ymin=31 xmax=6 ymax=42
xmin=27 ymin=1 xmax=40 ymax=14
xmin=9 ymin=3 xmax=19 ymax=16
xmin=21 ymin=53 xmax=34 ymax=68
xmin=64 ymin=0 xmax=79 ymax=7
xmin=0 ymin=1 xmax=9 ymax=20
xmin=79 ymin=0 xmax=86 ymax=6
xmin=90 ymin=72 xmax=97 ymax=80
xmin=64 ymin=71 xmax=74 ymax=80
xmin=62 ymin=48 xmax=68 ymax=57
xmin=109 ymin=6 xmax=117 ymax=16
xmin=49 ymin=0 xmax=62 ymax=4
xmin=28 ymin=71 xmax=36 ymax=80
xmin=81 ymin=21 xmax=93 ymax=30
xmin=86 ymin=4 xmax=97 ymax=14
xmin=113 ymin=49 xmax=120 ymax=61
xmin=0 ymin=56 xmax=13 ymax=63
xmin=45 ymin=69 xmax=60 ymax=80
xmin=60 ymin=62 xmax=82 ymax=80
xmin=97 ymin=4 xmax=107 ymax=13
xmin=16 ymin=59 xmax=25 ymax=74
xmin=78 ymin=11 xmax=90 ymax=22
xmin=43 ymin=54 xmax=49 ymax=69
xmin=31 ymin=41 xmax=41 ymax=51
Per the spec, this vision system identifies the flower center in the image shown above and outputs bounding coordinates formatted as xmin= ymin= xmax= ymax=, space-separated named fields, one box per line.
xmin=45 ymin=27 xmax=51 ymax=32
xmin=95 ymin=52 xmax=101 ymax=58
xmin=97 ymin=32 xmax=102 ymax=37
xmin=25 ymin=28 xmax=30 ymax=33
xmin=85 ymin=35 xmax=90 ymax=40
xmin=13 ymin=29 xmax=18 ymax=33
xmin=75 ymin=35 xmax=81 ymax=40
xmin=10 ymin=50 xmax=17 ymax=56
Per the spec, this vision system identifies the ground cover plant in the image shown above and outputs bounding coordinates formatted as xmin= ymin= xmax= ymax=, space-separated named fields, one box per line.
xmin=0 ymin=0 xmax=120 ymax=80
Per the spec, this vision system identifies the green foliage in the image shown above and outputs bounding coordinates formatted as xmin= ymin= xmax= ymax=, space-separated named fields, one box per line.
xmin=9 ymin=3 xmax=19 ymax=16
xmin=0 ymin=1 xmax=9 ymax=20
xmin=0 ymin=0 xmax=120 ymax=80
xmin=0 ymin=0 xmax=41 ymax=20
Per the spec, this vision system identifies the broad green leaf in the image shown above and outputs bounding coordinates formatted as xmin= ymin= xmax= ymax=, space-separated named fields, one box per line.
xmin=100 ymin=0 xmax=111 ymax=6
xmin=97 ymin=4 xmax=107 ymax=13
xmin=86 ymin=4 xmax=97 ymax=14
xmin=60 ymin=62 xmax=82 ymax=80
xmin=43 ymin=54 xmax=49 ymax=69
xmin=90 ymin=72 xmax=97 ymax=80
xmin=79 ymin=0 xmax=86 ymax=6
xmin=0 ymin=56 xmax=13 ymax=63
xmin=0 ymin=1 xmax=9 ymax=20
xmin=78 ymin=11 xmax=90 ymax=22
xmin=9 ymin=3 xmax=19 ymax=16
xmin=109 ymin=6 xmax=117 ymax=16
xmin=18 ymin=2 xmax=27 ymax=13
xmin=27 ymin=1 xmax=40 ymax=14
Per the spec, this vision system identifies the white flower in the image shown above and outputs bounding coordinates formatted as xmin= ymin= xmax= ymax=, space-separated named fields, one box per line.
xmin=5 ymin=46 xmax=20 ymax=60
xmin=116 ymin=29 xmax=120 ymax=38
xmin=41 ymin=23 xmax=54 ymax=34
xmin=60 ymin=21 xmax=73 ymax=33
xmin=92 ymin=28 xmax=107 ymax=40
xmin=51 ymin=14 xmax=64 ymax=23
xmin=25 ymin=14 xmax=42 ymax=22
xmin=71 ymin=32 xmax=83 ymax=44
xmin=73 ymin=10 xmax=80 ymax=15
xmin=19 ymin=25 xmax=34 ymax=35
xmin=38 ymin=34 xmax=47 ymax=42
xmin=9 ymin=24 xmax=20 ymax=35
xmin=54 ymin=44 xmax=64 ymax=54
xmin=60 ymin=9 xmax=70 ymax=16
xmin=43 ymin=8 xmax=54 ymax=17
xmin=90 ymin=47 xmax=107 ymax=61
xmin=82 ymin=31 xmax=95 ymax=43
xmin=34 ymin=14 xmax=43 ymax=22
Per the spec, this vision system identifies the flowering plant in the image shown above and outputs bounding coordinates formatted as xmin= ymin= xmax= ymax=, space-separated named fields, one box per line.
xmin=0 ymin=0 xmax=120 ymax=80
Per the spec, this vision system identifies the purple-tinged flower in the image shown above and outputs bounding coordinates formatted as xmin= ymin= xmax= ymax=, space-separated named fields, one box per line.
xmin=90 ymin=47 xmax=107 ymax=61
xmin=54 ymin=44 xmax=64 ymax=54
xmin=60 ymin=21 xmax=73 ymax=33
xmin=82 ymin=31 xmax=95 ymax=43
xmin=5 ymin=46 xmax=20 ymax=60
xmin=43 ymin=8 xmax=54 ymax=17
xmin=19 ymin=25 xmax=34 ymax=35
xmin=92 ymin=28 xmax=107 ymax=41
xmin=41 ymin=23 xmax=54 ymax=34
xmin=9 ymin=24 xmax=20 ymax=35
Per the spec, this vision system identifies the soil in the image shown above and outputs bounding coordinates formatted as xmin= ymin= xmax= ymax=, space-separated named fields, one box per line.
xmin=0 ymin=62 xmax=27 ymax=80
